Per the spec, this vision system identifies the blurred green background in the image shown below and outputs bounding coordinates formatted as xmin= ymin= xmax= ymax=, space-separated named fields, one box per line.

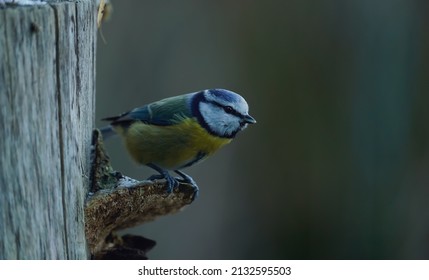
xmin=96 ymin=0 xmax=429 ymax=259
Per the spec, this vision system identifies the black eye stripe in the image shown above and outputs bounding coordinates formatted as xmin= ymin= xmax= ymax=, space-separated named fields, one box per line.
xmin=224 ymin=106 xmax=234 ymax=113
xmin=208 ymin=101 xmax=243 ymax=118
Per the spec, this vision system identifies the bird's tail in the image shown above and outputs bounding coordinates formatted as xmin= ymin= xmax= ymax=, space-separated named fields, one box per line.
xmin=100 ymin=125 xmax=117 ymax=140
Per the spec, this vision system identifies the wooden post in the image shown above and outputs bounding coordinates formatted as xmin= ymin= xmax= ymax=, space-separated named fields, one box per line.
xmin=0 ymin=0 xmax=96 ymax=259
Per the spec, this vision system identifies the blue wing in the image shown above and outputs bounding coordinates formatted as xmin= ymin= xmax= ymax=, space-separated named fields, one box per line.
xmin=103 ymin=93 xmax=194 ymax=127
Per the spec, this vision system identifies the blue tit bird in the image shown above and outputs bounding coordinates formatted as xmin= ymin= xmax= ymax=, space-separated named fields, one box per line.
xmin=100 ymin=88 xmax=256 ymax=198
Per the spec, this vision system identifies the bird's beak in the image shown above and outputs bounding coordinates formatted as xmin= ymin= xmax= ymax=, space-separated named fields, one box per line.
xmin=244 ymin=114 xmax=257 ymax=124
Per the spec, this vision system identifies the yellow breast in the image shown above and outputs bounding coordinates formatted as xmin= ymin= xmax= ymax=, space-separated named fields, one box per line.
xmin=120 ymin=118 xmax=231 ymax=169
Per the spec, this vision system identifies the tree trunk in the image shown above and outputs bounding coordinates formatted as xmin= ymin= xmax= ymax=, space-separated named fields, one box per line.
xmin=0 ymin=0 xmax=96 ymax=259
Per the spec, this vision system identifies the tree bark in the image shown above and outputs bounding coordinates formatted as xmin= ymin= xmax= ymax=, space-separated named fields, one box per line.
xmin=86 ymin=130 xmax=197 ymax=257
xmin=0 ymin=0 xmax=96 ymax=259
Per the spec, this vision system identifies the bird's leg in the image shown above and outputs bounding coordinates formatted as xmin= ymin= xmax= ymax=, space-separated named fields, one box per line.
xmin=174 ymin=170 xmax=199 ymax=200
xmin=147 ymin=163 xmax=178 ymax=193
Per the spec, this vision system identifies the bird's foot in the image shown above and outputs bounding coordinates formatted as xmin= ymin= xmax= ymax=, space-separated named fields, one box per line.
xmin=146 ymin=164 xmax=198 ymax=200
xmin=174 ymin=170 xmax=199 ymax=201
xmin=147 ymin=173 xmax=179 ymax=193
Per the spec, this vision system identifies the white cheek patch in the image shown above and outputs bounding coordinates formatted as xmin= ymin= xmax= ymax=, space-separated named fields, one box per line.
xmin=199 ymin=102 xmax=241 ymax=137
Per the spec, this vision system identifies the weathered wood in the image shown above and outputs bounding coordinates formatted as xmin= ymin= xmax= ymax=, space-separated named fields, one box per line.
xmin=0 ymin=0 xmax=96 ymax=259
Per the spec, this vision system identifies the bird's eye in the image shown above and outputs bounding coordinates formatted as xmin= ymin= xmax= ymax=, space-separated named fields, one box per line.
xmin=224 ymin=106 xmax=234 ymax=113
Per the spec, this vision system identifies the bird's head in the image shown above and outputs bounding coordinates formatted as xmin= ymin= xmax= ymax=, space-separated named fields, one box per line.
xmin=192 ymin=89 xmax=256 ymax=138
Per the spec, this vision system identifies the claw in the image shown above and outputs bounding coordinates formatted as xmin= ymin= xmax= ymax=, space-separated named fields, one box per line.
xmin=175 ymin=170 xmax=199 ymax=201
xmin=164 ymin=173 xmax=179 ymax=193
xmin=146 ymin=164 xmax=198 ymax=200
xmin=147 ymin=163 xmax=179 ymax=193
